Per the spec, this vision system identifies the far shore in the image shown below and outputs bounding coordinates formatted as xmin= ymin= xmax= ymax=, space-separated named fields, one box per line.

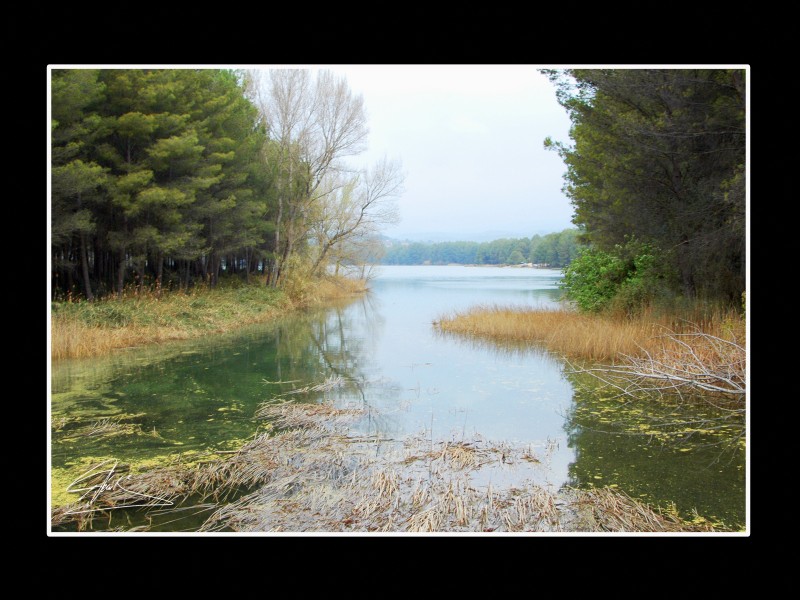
xmin=384 ymin=263 xmax=558 ymax=268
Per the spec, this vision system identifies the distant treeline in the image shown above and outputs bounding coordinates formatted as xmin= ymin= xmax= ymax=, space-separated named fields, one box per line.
xmin=381 ymin=228 xmax=580 ymax=267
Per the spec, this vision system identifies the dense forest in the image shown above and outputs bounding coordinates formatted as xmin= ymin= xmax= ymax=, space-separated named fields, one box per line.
xmin=51 ymin=68 xmax=402 ymax=300
xmin=543 ymin=69 xmax=746 ymax=312
xmin=381 ymin=228 xmax=579 ymax=266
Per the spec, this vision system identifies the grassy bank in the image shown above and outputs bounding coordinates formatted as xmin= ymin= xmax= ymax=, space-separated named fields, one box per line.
xmin=51 ymin=275 xmax=368 ymax=361
xmin=435 ymin=304 xmax=745 ymax=363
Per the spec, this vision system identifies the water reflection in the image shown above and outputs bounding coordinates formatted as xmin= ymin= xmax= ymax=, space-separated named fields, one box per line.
xmin=560 ymin=369 xmax=746 ymax=528
xmin=51 ymin=304 xmax=372 ymax=502
xmin=52 ymin=268 xmax=578 ymax=507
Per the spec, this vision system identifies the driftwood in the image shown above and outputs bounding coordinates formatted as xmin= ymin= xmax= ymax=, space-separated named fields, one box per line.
xmin=571 ymin=331 xmax=745 ymax=400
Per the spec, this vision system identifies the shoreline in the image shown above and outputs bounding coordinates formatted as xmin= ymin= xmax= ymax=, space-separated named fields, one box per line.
xmin=379 ymin=263 xmax=558 ymax=268
xmin=50 ymin=275 xmax=368 ymax=361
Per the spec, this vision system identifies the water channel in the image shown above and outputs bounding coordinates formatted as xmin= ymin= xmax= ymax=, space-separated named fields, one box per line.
xmin=50 ymin=265 xmax=746 ymax=530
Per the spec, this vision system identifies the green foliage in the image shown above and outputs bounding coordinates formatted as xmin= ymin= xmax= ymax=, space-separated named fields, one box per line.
xmin=52 ymin=67 xmax=393 ymax=299
xmin=51 ymin=68 xmax=273 ymax=298
xmin=381 ymin=228 xmax=580 ymax=266
xmin=543 ymin=68 xmax=746 ymax=304
xmin=561 ymin=239 xmax=661 ymax=314
xmin=561 ymin=247 xmax=626 ymax=312
xmin=608 ymin=250 xmax=660 ymax=315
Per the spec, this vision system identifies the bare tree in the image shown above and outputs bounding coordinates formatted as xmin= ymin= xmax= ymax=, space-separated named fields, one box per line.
xmin=248 ymin=68 xmax=369 ymax=286
xmin=332 ymin=232 xmax=388 ymax=280
xmin=309 ymin=156 xmax=404 ymax=275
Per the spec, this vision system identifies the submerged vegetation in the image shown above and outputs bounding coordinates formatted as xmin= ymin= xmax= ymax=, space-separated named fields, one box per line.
xmin=52 ymin=398 xmax=720 ymax=533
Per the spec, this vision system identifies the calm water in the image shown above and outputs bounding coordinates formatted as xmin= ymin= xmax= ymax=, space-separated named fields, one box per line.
xmin=50 ymin=265 xmax=746 ymax=529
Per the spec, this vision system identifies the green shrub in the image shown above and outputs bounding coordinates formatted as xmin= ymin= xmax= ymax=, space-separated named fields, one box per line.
xmin=562 ymin=239 xmax=663 ymax=315
xmin=561 ymin=247 xmax=628 ymax=312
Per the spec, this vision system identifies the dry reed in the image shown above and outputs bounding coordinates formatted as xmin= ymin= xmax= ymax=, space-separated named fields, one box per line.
xmin=572 ymin=330 xmax=746 ymax=401
xmin=435 ymin=304 xmax=744 ymax=363
xmin=567 ymin=487 xmax=713 ymax=532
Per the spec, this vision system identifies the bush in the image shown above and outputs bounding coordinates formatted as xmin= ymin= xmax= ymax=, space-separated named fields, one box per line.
xmin=279 ymin=255 xmax=316 ymax=303
xmin=608 ymin=251 xmax=660 ymax=316
xmin=562 ymin=239 xmax=662 ymax=315
xmin=561 ymin=247 xmax=628 ymax=312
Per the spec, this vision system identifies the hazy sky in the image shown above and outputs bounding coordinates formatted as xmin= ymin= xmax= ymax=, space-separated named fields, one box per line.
xmin=320 ymin=65 xmax=575 ymax=242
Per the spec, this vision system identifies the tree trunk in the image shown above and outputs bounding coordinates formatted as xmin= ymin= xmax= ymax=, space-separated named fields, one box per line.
xmin=275 ymin=235 xmax=293 ymax=286
xmin=156 ymin=253 xmax=164 ymax=295
xmin=80 ymin=232 xmax=94 ymax=301
xmin=184 ymin=260 xmax=191 ymax=291
xmin=137 ymin=258 xmax=145 ymax=294
xmin=269 ymin=195 xmax=283 ymax=287
xmin=117 ymin=250 xmax=126 ymax=297
xmin=208 ymin=253 xmax=220 ymax=287
xmin=92 ymin=237 xmax=101 ymax=284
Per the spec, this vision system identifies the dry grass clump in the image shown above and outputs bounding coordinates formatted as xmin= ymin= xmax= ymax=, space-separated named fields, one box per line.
xmin=254 ymin=379 xmax=360 ymax=428
xmin=280 ymin=272 xmax=368 ymax=307
xmin=567 ymin=487 xmax=715 ymax=532
xmin=50 ymin=318 xmax=190 ymax=361
xmin=51 ymin=459 xmax=199 ymax=531
xmin=53 ymin=416 xmax=147 ymax=442
xmin=435 ymin=306 xmax=660 ymax=361
xmin=197 ymin=428 xmax=716 ymax=533
xmin=435 ymin=304 xmax=744 ymax=364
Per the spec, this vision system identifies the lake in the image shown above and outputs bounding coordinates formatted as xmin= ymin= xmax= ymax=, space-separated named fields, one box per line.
xmin=50 ymin=265 xmax=746 ymax=531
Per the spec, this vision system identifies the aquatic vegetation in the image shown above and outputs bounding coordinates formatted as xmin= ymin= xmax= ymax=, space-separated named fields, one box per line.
xmin=51 ymin=399 xmax=724 ymax=533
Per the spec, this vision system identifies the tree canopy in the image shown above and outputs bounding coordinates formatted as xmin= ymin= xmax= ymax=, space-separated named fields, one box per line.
xmin=543 ymin=68 xmax=746 ymax=308
xmin=50 ymin=68 xmax=402 ymax=300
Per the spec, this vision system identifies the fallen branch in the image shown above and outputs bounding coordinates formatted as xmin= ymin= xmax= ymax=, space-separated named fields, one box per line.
xmin=570 ymin=329 xmax=746 ymax=401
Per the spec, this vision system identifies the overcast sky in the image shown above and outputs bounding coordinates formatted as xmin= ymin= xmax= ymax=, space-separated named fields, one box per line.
xmin=319 ymin=65 xmax=575 ymax=242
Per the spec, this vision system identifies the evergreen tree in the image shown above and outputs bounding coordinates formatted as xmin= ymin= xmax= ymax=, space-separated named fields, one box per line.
xmin=51 ymin=68 xmax=272 ymax=298
xmin=543 ymin=68 xmax=745 ymax=303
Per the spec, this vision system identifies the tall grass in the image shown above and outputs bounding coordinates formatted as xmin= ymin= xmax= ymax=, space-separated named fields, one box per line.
xmin=435 ymin=304 xmax=744 ymax=362
xmin=51 ymin=275 xmax=367 ymax=361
